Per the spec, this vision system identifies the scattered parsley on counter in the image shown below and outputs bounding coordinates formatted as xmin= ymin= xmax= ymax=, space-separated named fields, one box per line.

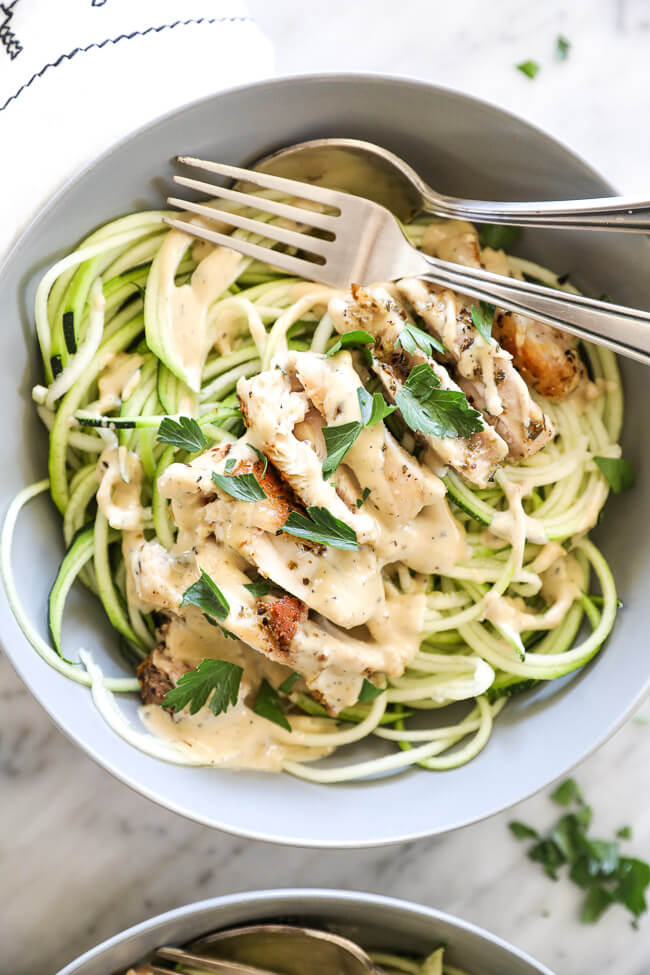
xmin=508 ymin=780 xmax=650 ymax=925
xmin=556 ymin=35 xmax=571 ymax=60
xmin=517 ymin=60 xmax=540 ymax=79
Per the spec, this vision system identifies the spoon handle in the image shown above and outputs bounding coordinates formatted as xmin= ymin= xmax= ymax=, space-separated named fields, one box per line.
xmin=416 ymin=253 xmax=650 ymax=365
xmin=423 ymin=191 xmax=650 ymax=233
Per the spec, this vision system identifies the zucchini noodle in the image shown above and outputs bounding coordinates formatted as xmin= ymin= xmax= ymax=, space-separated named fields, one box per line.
xmin=2 ymin=190 xmax=624 ymax=783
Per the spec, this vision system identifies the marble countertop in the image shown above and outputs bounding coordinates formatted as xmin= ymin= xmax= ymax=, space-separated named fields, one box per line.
xmin=3 ymin=1 xmax=650 ymax=972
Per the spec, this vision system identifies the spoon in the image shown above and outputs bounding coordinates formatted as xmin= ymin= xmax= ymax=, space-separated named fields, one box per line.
xmin=155 ymin=923 xmax=387 ymax=974
xmin=253 ymin=136 xmax=650 ymax=232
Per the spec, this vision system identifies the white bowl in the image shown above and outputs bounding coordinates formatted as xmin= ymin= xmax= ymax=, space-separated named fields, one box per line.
xmin=1 ymin=74 xmax=648 ymax=847
xmin=56 ymin=888 xmax=555 ymax=975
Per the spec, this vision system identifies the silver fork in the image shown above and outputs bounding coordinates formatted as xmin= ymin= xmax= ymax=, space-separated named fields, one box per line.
xmin=165 ymin=157 xmax=650 ymax=365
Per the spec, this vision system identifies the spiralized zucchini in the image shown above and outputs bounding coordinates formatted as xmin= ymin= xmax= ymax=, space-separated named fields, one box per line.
xmin=1 ymin=192 xmax=623 ymax=783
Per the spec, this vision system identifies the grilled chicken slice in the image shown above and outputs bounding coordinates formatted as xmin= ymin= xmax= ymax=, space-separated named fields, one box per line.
xmin=328 ymin=285 xmax=508 ymax=487
xmin=493 ymin=311 xmax=585 ymax=401
xmin=398 ymin=278 xmax=553 ymax=458
xmin=420 ymin=217 xmax=585 ymax=403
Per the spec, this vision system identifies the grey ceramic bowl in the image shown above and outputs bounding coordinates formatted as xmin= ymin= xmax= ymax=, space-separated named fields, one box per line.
xmin=1 ymin=74 xmax=648 ymax=847
xmin=56 ymin=888 xmax=555 ymax=975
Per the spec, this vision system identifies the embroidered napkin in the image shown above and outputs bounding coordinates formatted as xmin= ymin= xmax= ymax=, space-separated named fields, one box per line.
xmin=0 ymin=0 xmax=273 ymax=257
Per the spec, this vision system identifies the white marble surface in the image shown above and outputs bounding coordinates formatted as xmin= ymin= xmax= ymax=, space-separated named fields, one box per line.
xmin=3 ymin=1 xmax=650 ymax=973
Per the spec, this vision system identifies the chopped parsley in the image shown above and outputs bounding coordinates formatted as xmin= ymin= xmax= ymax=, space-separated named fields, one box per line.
xmin=224 ymin=457 xmax=236 ymax=473
xmin=180 ymin=570 xmax=229 ymax=622
xmin=322 ymin=421 xmax=363 ymax=479
xmin=556 ymin=34 xmax=571 ymax=60
xmin=326 ymin=329 xmax=375 ymax=358
xmin=358 ymin=678 xmax=384 ymax=702
xmin=244 ymin=580 xmax=270 ymax=598
xmin=212 ymin=469 xmax=266 ymax=502
xmin=509 ymin=780 xmax=650 ymax=924
xmin=321 ymin=389 xmax=395 ymax=478
xmin=247 ymin=444 xmax=268 ymax=477
xmin=396 ymin=320 xmax=445 ymax=357
xmin=356 ymin=487 xmax=371 ymax=509
xmin=517 ymin=60 xmax=540 ymax=79
xmin=253 ymin=678 xmax=292 ymax=731
xmin=470 ymin=301 xmax=496 ymax=344
xmin=282 ymin=506 xmax=358 ymax=551
xmin=394 ymin=363 xmax=484 ymax=439
xmin=478 ymin=225 xmax=523 ymax=251
xmin=357 ymin=386 xmax=396 ymax=427
xmin=594 ymin=456 xmax=636 ymax=494
xmin=162 ymin=658 xmax=242 ymax=716
xmin=157 ymin=416 xmax=207 ymax=452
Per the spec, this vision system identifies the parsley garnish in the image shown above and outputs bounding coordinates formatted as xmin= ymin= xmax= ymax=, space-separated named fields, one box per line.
xmin=326 ymin=329 xmax=375 ymax=358
xmin=509 ymin=780 xmax=650 ymax=924
xmin=278 ymin=671 xmax=300 ymax=693
xmin=321 ymin=389 xmax=395 ymax=479
xmin=224 ymin=457 xmax=236 ymax=473
xmin=358 ymin=678 xmax=384 ymax=702
xmin=322 ymin=421 xmax=363 ymax=479
xmin=594 ymin=456 xmax=636 ymax=494
xmin=617 ymin=826 xmax=633 ymax=841
xmin=357 ymin=386 xmax=396 ymax=426
xmin=248 ymin=444 xmax=268 ymax=477
xmin=253 ymin=678 xmax=292 ymax=731
xmin=470 ymin=301 xmax=496 ymax=344
xmin=244 ymin=580 xmax=270 ymax=598
xmin=396 ymin=320 xmax=445 ymax=357
xmin=478 ymin=225 xmax=523 ymax=251
xmin=180 ymin=570 xmax=229 ymax=621
xmin=356 ymin=487 xmax=371 ymax=509
xmin=556 ymin=34 xmax=570 ymax=60
xmin=395 ymin=363 xmax=483 ymax=439
xmin=212 ymin=469 xmax=266 ymax=502
xmin=517 ymin=60 xmax=540 ymax=79
xmin=282 ymin=506 xmax=358 ymax=551
xmin=162 ymin=658 xmax=242 ymax=716
xmin=157 ymin=416 xmax=207 ymax=452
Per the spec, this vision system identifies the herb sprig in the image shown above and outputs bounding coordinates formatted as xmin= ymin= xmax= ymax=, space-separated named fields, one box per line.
xmin=326 ymin=330 xmax=375 ymax=358
xmin=470 ymin=301 xmax=496 ymax=344
xmin=212 ymin=469 xmax=266 ymax=502
xmin=594 ymin=456 xmax=636 ymax=495
xmin=282 ymin=506 xmax=358 ymax=551
xmin=157 ymin=416 xmax=207 ymax=452
xmin=321 ymin=387 xmax=395 ymax=479
xmin=163 ymin=658 xmax=243 ymax=716
xmin=396 ymin=320 xmax=445 ymax=357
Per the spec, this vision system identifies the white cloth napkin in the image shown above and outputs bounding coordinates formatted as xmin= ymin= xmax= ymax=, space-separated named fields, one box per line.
xmin=0 ymin=0 xmax=273 ymax=258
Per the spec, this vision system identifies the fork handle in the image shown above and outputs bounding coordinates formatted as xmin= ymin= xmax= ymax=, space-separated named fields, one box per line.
xmin=417 ymin=254 xmax=650 ymax=364
xmin=425 ymin=192 xmax=650 ymax=233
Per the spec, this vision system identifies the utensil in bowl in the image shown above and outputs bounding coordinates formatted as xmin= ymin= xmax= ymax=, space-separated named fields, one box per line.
xmin=253 ymin=136 xmax=650 ymax=232
xmin=167 ymin=156 xmax=650 ymax=364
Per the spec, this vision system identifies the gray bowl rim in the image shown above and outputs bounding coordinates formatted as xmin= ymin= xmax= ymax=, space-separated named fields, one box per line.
xmin=1 ymin=71 xmax=648 ymax=848
xmin=56 ymin=887 xmax=555 ymax=975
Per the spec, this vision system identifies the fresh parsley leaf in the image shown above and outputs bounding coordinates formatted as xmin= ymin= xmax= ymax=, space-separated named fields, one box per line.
xmin=615 ymin=858 xmax=650 ymax=918
xmin=212 ymin=470 xmax=266 ymax=502
xmin=556 ymin=34 xmax=571 ymax=60
xmin=356 ymin=487 xmax=371 ymax=509
xmin=157 ymin=416 xmax=207 ymax=452
xmin=244 ymin=580 xmax=270 ymax=598
xmin=357 ymin=386 xmax=396 ymax=427
xmin=162 ymin=658 xmax=242 ymax=716
xmin=594 ymin=456 xmax=636 ymax=494
xmin=326 ymin=329 xmax=375 ymax=358
xmin=396 ymin=320 xmax=446 ymax=357
xmin=248 ymin=444 xmax=268 ymax=477
xmin=470 ymin=301 xmax=496 ymax=344
xmin=282 ymin=506 xmax=358 ymax=551
xmin=322 ymin=421 xmax=363 ymax=479
xmin=180 ymin=570 xmax=229 ymax=621
xmin=478 ymin=225 xmax=523 ymax=251
xmin=617 ymin=826 xmax=633 ymax=841
xmin=394 ymin=363 xmax=483 ymax=439
xmin=224 ymin=457 xmax=236 ymax=473
xmin=253 ymin=678 xmax=292 ymax=731
xmin=278 ymin=672 xmax=300 ymax=694
xmin=582 ymin=885 xmax=614 ymax=923
xmin=517 ymin=59 xmax=540 ymax=79
xmin=551 ymin=778 xmax=584 ymax=807
xmin=509 ymin=821 xmax=540 ymax=841
xmin=358 ymin=678 xmax=384 ymax=702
